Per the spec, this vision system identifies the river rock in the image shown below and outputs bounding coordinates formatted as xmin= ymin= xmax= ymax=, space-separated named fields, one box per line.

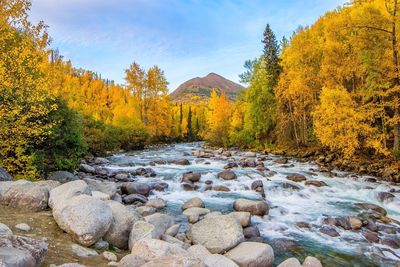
xmin=377 ymin=191 xmax=396 ymax=203
xmin=212 ymin=185 xmax=231 ymax=192
xmin=0 ymin=223 xmax=12 ymax=235
xmin=182 ymin=183 xmax=198 ymax=191
xmin=114 ymin=173 xmax=130 ymax=182
xmin=233 ymin=199 xmax=269 ymax=216
xmin=95 ymin=167 xmax=109 ymax=176
xmin=103 ymin=200 xmax=143 ymax=249
xmin=183 ymin=207 xmax=210 ymax=223
xmin=172 ymin=159 xmax=191 ymax=165
xmin=251 ymin=180 xmax=263 ymax=190
xmin=274 ymin=158 xmax=288 ymax=164
xmin=218 ymin=170 xmax=237 ymax=180
xmin=129 ymin=238 xmax=188 ymax=263
xmin=319 ymin=226 xmax=340 ymax=237
xmin=189 ymin=215 xmax=244 ymax=253
xmin=365 ymin=219 xmax=377 ymax=232
xmin=136 ymin=206 xmax=156 ymax=216
xmin=93 ymin=157 xmax=109 ymax=165
xmin=187 ymin=244 xmax=212 ymax=261
xmin=244 ymin=152 xmax=257 ymax=157
xmin=165 ymin=224 xmax=180 ymax=237
xmin=79 ymin=164 xmax=95 ymax=173
xmin=152 ymin=182 xmax=169 ymax=192
xmin=123 ymin=194 xmax=148 ymax=204
xmin=225 ymin=242 xmax=274 ymax=267
xmin=94 ymin=239 xmax=109 ymax=250
xmin=224 ymin=162 xmax=239 ymax=169
xmin=71 ymin=244 xmax=98 ymax=257
xmin=144 ymin=213 xmax=175 ymax=238
xmin=277 ymin=258 xmax=301 ymax=267
xmin=15 ymin=223 xmax=31 ymax=232
xmin=92 ymin=191 xmax=110 ymax=201
xmin=0 ymin=167 xmax=12 ymax=181
xmin=141 ymin=255 xmax=202 ymax=267
xmin=48 ymin=171 xmax=77 ymax=183
xmin=203 ymin=254 xmax=239 ymax=267
xmin=302 ymin=256 xmax=323 ymax=267
xmin=0 ymin=234 xmax=47 ymax=266
xmin=83 ymin=178 xmax=117 ymax=197
xmin=229 ymin=212 xmax=251 ymax=227
xmin=362 ymin=231 xmax=379 ymax=243
xmin=354 ymin=203 xmax=387 ymax=216
xmin=52 ymin=195 xmax=113 ymax=246
xmin=380 ymin=237 xmax=400 ymax=249
xmin=182 ymin=197 xmax=205 ymax=210
xmin=286 ymin=174 xmax=306 ymax=182
xmin=160 ymin=234 xmax=188 ymax=249
xmin=182 ymin=172 xmax=201 ymax=183
xmin=121 ymin=182 xmax=151 ymax=196
xmin=128 ymin=221 xmax=157 ymax=250
xmin=49 ymin=180 xmax=91 ymax=210
xmin=1 ymin=180 xmax=60 ymax=211
xmin=0 ymin=180 xmax=30 ymax=202
xmin=146 ymin=198 xmax=166 ymax=209
xmin=304 ymin=181 xmax=327 ymax=187
xmin=103 ymin=251 xmax=117 ymax=262
xmin=346 ymin=216 xmax=362 ymax=230
xmin=243 ymin=226 xmax=260 ymax=239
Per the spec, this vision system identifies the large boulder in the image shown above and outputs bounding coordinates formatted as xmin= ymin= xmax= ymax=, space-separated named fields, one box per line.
xmin=277 ymin=258 xmax=301 ymax=267
xmin=79 ymin=164 xmax=95 ymax=173
xmin=48 ymin=171 xmax=77 ymax=183
xmin=187 ymin=244 xmax=212 ymax=261
xmin=1 ymin=180 xmax=60 ymax=211
xmin=183 ymin=207 xmax=210 ymax=223
xmin=0 ymin=180 xmax=31 ymax=201
xmin=121 ymin=182 xmax=151 ymax=196
xmin=182 ymin=197 xmax=205 ymax=210
xmin=189 ymin=215 xmax=244 ymax=254
xmin=129 ymin=221 xmax=157 ymax=250
xmin=302 ymin=256 xmax=323 ymax=267
xmin=48 ymin=180 xmax=91 ymax=210
xmin=52 ymin=195 xmax=113 ymax=246
xmin=0 ymin=234 xmax=47 ymax=267
xmin=233 ymin=199 xmax=269 ymax=216
xmin=203 ymin=254 xmax=239 ymax=267
xmin=103 ymin=201 xmax=143 ymax=249
xmin=0 ymin=223 xmax=12 ymax=235
xmin=225 ymin=242 xmax=274 ymax=267
xmin=128 ymin=239 xmax=188 ymax=263
xmin=229 ymin=212 xmax=251 ymax=227
xmin=218 ymin=170 xmax=237 ymax=180
xmin=0 ymin=167 xmax=12 ymax=181
xmin=144 ymin=213 xmax=175 ymax=239
xmin=83 ymin=178 xmax=117 ymax=197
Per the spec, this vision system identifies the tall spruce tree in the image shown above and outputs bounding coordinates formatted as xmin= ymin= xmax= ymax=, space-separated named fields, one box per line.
xmin=262 ymin=24 xmax=281 ymax=86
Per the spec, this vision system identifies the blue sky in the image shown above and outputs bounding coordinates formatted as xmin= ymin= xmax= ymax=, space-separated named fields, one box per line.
xmin=29 ymin=0 xmax=346 ymax=91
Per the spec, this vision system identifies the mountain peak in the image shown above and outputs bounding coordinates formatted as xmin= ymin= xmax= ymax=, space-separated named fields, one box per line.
xmin=170 ymin=73 xmax=245 ymax=102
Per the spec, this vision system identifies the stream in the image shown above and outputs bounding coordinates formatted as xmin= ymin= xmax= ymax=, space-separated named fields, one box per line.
xmin=105 ymin=142 xmax=400 ymax=267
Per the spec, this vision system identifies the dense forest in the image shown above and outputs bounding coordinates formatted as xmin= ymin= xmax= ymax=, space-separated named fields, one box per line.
xmin=1 ymin=0 xmax=400 ymax=181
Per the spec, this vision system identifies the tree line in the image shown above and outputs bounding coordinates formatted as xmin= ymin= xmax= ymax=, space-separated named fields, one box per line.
xmin=0 ymin=0 xmax=207 ymax=179
xmin=205 ymin=0 xmax=400 ymax=164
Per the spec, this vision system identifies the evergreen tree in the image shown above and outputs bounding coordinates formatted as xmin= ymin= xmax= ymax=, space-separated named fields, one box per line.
xmin=262 ymin=24 xmax=281 ymax=86
xmin=187 ymin=106 xmax=193 ymax=141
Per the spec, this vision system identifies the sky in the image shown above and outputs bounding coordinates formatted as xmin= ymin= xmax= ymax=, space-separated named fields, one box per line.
xmin=29 ymin=0 xmax=346 ymax=91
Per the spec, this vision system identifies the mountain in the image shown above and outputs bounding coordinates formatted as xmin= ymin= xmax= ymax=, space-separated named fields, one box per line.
xmin=170 ymin=73 xmax=245 ymax=102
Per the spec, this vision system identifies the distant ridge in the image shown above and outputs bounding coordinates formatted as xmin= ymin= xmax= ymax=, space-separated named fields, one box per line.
xmin=170 ymin=73 xmax=245 ymax=102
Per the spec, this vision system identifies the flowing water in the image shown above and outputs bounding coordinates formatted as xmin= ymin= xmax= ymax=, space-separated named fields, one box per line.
xmin=105 ymin=142 xmax=400 ymax=267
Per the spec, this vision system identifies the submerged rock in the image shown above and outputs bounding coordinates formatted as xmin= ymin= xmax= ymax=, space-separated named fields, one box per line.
xmin=319 ymin=226 xmax=340 ymax=237
xmin=354 ymin=203 xmax=387 ymax=216
xmin=189 ymin=215 xmax=244 ymax=254
xmin=304 ymin=180 xmax=327 ymax=187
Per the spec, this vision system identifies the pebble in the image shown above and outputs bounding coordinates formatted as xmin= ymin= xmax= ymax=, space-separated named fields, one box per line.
xmin=15 ymin=223 xmax=31 ymax=232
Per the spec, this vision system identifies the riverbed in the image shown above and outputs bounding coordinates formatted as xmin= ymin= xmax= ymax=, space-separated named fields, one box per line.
xmin=105 ymin=142 xmax=400 ymax=267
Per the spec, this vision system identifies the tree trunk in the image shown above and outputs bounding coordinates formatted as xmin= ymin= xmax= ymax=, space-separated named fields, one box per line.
xmin=392 ymin=0 xmax=400 ymax=151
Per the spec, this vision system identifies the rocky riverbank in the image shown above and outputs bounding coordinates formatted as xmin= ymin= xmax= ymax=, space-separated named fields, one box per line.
xmin=0 ymin=142 xmax=399 ymax=266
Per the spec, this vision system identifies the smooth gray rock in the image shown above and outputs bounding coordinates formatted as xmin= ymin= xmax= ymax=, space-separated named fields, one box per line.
xmin=103 ymin=201 xmax=143 ymax=249
xmin=49 ymin=180 xmax=91 ymax=210
xmin=84 ymin=178 xmax=117 ymax=197
xmin=15 ymin=223 xmax=31 ymax=232
xmin=144 ymin=213 xmax=175 ymax=239
xmin=71 ymin=244 xmax=98 ymax=257
xmin=79 ymin=164 xmax=95 ymax=173
xmin=204 ymin=254 xmax=239 ymax=267
xmin=0 ymin=234 xmax=47 ymax=266
xmin=225 ymin=242 xmax=274 ymax=267
xmin=182 ymin=197 xmax=205 ymax=210
xmin=52 ymin=195 xmax=113 ymax=246
xmin=1 ymin=180 xmax=60 ymax=211
xmin=189 ymin=215 xmax=244 ymax=254
xmin=0 ymin=223 xmax=12 ymax=235
xmin=0 ymin=167 xmax=12 ymax=181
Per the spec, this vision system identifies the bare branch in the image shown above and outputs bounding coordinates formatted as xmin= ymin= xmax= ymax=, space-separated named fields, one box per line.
xmin=348 ymin=25 xmax=393 ymax=34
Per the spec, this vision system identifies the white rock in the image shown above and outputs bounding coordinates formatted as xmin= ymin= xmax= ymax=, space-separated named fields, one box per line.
xmin=229 ymin=212 xmax=251 ymax=227
xmin=15 ymin=223 xmax=31 ymax=232
xmin=0 ymin=223 xmax=12 ymax=235
xmin=49 ymin=180 xmax=91 ymax=210
xmin=103 ymin=251 xmax=117 ymax=261
xmin=92 ymin=190 xmax=111 ymax=201
xmin=183 ymin=207 xmax=210 ymax=223
xmin=277 ymin=258 xmax=302 ymax=267
xmin=187 ymin=244 xmax=212 ymax=261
